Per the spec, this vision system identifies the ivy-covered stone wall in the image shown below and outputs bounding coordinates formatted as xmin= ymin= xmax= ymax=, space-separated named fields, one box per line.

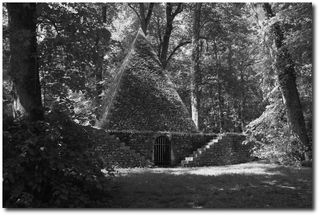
xmin=182 ymin=133 xmax=253 ymax=167
xmin=87 ymin=127 xmax=148 ymax=168
xmin=206 ymin=133 xmax=252 ymax=165
xmin=108 ymin=130 xmax=216 ymax=166
xmin=170 ymin=133 xmax=216 ymax=164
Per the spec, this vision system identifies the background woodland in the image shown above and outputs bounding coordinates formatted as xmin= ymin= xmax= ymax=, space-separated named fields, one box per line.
xmin=2 ymin=3 xmax=312 ymax=207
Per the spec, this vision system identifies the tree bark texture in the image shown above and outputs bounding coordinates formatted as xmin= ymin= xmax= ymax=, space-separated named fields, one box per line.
xmin=263 ymin=3 xmax=311 ymax=160
xmin=190 ymin=3 xmax=202 ymax=130
xmin=239 ymin=68 xmax=246 ymax=132
xmin=217 ymin=69 xmax=224 ymax=133
xmin=7 ymin=3 xmax=44 ymax=121
xmin=213 ymin=40 xmax=224 ymax=132
xmin=94 ymin=5 xmax=111 ymax=118
xmin=95 ymin=5 xmax=108 ymax=101
xmin=159 ymin=3 xmax=183 ymax=69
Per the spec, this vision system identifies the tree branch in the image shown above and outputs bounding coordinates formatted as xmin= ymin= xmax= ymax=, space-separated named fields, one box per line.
xmin=172 ymin=3 xmax=183 ymax=17
xmin=166 ymin=40 xmax=191 ymax=63
xmin=128 ymin=3 xmax=141 ymax=22
xmin=156 ymin=16 xmax=163 ymax=56
xmin=139 ymin=3 xmax=146 ymax=20
xmin=136 ymin=3 xmax=154 ymax=35
xmin=145 ymin=3 xmax=154 ymax=25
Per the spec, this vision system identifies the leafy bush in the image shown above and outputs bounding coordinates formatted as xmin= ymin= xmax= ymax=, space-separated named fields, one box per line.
xmin=3 ymin=111 xmax=115 ymax=207
xmin=47 ymin=90 xmax=98 ymax=127
xmin=245 ymin=100 xmax=308 ymax=166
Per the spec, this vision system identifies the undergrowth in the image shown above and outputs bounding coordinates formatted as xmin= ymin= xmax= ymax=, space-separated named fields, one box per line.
xmin=3 ymin=110 xmax=115 ymax=207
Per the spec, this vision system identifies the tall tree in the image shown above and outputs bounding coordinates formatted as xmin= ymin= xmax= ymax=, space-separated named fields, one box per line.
xmin=128 ymin=3 xmax=154 ymax=35
xmin=37 ymin=3 xmax=117 ymax=124
xmin=94 ymin=5 xmax=111 ymax=107
xmin=7 ymin=3 xmax=44 ymax=121
xmin=148 ymin=3 xmax=190 ymax=69
xmin=190 ymin=3 xmax=202 ymax=130
xmin=263 ymin=3 xmax=311 ymax=161
xmin=159 ymin=3 xmax=183 ymax=68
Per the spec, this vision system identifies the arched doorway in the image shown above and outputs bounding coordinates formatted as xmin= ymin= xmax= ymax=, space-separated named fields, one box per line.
xmin=154 ymin=136 xmax=171 ymax=166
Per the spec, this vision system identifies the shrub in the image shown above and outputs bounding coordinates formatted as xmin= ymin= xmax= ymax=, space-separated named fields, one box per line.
xmin=245 ymin=101 xmax=308 ymax=166
xmin=3 ymin=111 xmax=114 ymax=207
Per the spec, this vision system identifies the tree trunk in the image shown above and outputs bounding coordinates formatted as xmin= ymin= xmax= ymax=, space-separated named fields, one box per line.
xmin=96 ymin=5 xmax=107 ymax=100
xmin=263 ymin=3 xmax=311 ymax=161
xmin=102 ymin=5 xmax=107 ymax=24
xmin=95 ymin=57 xmax=103 ymax=99
xmin=159 ymin=3 xmax=183 ymax=69
xmin=239 ymin=69 xmax=246 ymax=132
xmin=94 ymin=5 xmax=108 ymax=117
xmin=159 ymin=4 xmax=173 ymax=69
xmin=128 ymin=3 xmax=154 ymax=35
xmin=7 ymin=3 xmax=44 ymax=121
xmin=217 ymin=69 xmax=224 ymax=133
xmin=139 ymin=3 xmax=154 ymax=35
xmin=213 ymin=40 xmax=224 ymax=133
xmin=190 ymin=3 xmax=202 ymax=130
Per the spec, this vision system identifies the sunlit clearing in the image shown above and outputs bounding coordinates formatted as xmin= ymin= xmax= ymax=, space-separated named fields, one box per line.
xmin=115 ymin=161 xmax=285 ymax=177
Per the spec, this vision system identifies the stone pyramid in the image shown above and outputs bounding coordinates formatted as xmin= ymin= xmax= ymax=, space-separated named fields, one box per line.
xmin=97 ymin=29 xmax=197 ymax=133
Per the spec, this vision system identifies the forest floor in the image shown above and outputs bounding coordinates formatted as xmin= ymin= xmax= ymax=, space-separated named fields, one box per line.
xmin=108 ymin=161 xmax=313 ymax=208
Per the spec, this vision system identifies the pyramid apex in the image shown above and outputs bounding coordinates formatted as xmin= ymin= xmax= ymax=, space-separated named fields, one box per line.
xmin=98 ymin=26 xmax=197 ymax=132
xmin=137 ymin=28 xmax=146 ymax=37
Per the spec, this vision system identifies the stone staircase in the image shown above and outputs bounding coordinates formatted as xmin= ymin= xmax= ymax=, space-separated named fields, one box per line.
xmin=181 ymin=135 xmax=221 ymax=167
xmin=89 ymin=128 xmax=149 ymax=168
xmin=181 ymin=133 xmax=249 ymax=167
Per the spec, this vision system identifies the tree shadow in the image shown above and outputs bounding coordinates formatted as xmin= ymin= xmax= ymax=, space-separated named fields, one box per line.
xmin=108 ymin=165 xmax=313 ymax=209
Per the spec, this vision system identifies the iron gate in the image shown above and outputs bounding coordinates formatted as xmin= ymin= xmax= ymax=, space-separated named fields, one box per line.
xmin=154 ymin=136 xmax=170 ymax=166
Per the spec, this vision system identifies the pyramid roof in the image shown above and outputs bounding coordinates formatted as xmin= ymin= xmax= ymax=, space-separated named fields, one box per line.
xmin=97 ymin=29 xmax=197 ymax=133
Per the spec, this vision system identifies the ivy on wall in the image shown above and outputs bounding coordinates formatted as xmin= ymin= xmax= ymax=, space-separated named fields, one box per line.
xmin=98 ymin=30 xmax=197 ymax=133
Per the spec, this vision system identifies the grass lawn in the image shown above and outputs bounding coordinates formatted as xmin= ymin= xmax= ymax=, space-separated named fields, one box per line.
xmin=108 ymin=161 xmax=313 ymax=208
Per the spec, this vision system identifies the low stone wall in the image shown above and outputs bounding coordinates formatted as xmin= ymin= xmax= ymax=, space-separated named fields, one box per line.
xmin=204 ymin=133 xmax=251 ymax=165
xmin=108 ymin=130 xmax=216 ymax=166
xmin=85 ymin=127 xmax=148 ymax=168
xmin=183 ymin=133 xmax=253 ymax=167
xmin=96 ymin=129 xmax=252 ymax=167
xmin=170 ymin=133 xmax=215 ymax=164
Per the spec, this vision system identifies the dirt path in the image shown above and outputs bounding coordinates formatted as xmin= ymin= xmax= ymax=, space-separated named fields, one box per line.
xmin=108 ymin=161 xmax=313 ymax=208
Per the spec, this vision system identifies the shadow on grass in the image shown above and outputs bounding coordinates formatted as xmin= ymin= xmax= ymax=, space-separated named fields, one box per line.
xmin=109 ymin=164 xmax=313 ymax=208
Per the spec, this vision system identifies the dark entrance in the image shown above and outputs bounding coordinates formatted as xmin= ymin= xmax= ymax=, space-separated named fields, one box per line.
xmin=154 ymin=136 xmax=171 ymax=166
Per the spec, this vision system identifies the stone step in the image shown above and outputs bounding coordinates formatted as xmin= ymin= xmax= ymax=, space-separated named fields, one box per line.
xmin=185 ymin=157 xmax=194 ymax=162
xmin=181 ymin=160 xmax=186 ymax=166
xmin=197 ymin=149 xmax=204 ymax=154
xmin=181 ymin=135 xmax=224 ymax=167
xmin=193 ymin=153 xmax=200 ymax=158
xmin=181 ymin=133 xmax=249 ymax=167
xmin=210 ymin=139 xmax=219 ymax=144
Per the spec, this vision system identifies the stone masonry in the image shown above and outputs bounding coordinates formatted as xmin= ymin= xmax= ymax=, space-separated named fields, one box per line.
xmin=181 ymin=133 xmax=252 ymax=167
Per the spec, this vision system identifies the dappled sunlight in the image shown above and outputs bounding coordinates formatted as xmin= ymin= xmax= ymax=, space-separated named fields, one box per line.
xmin=3 ymin=1 xmax=312 ymax=208
xmin=115 ymin=161 xmax=284 ymax=177
xmin=109 ymin=161 xmax=312 ymax=208
xmin=261 ymin=179 xmax=297 ymax=190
